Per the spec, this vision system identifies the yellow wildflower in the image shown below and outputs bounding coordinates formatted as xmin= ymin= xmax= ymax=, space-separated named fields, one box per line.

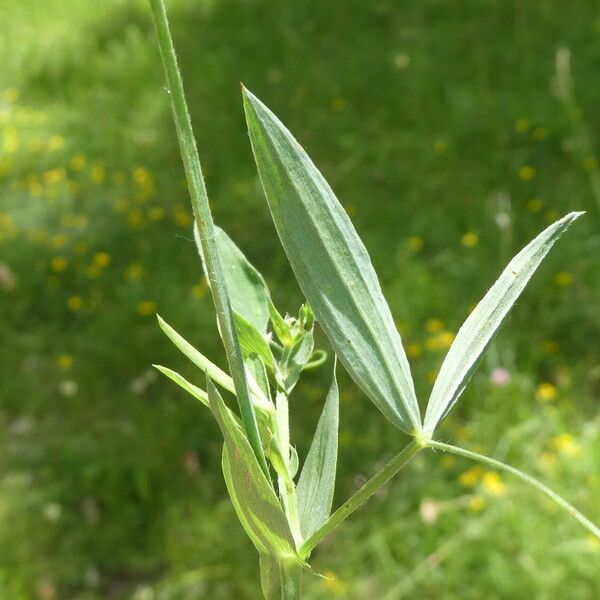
xmin=406 ymin=342 xmax=422 ymax=359
xmin=542 ymin=340 xmax=559 ymax=354
xmin=583 ymin=157 xmax=598 ymax=171
xmin=125 ymin=263 xmax=144 ymax=282
xmin=67 ymin=296 xmax=82 ymax=311
xmin=554 ymin=271 xmax=573 ymax=287
xmin=174 ymin=208 xmax=192 ymax=228
xmin=50 ymin=256 xmax=67 ymax=273
xmin=532 ymin=127 xmax=547 ymax=140
xmin=51 ymin=234 xmax=67 ymax=249
xmin=43 ymin=168 xmax=66 ymax=185
xmin=57 ymin=354 xmax=73 ymax=370
xmin=3 ymin=128 xmax=18 ymax=153
xmin=536 ymin=382 xmax=557 ymax=403
xmin=127 ymin=209 xmax=145 ymax=229
xmin=468 ymin=495 xmax=486 ymax=512
xmin=331 ymin=97 xmax=347 ymax=112
xmin=192 ymin=278 xmax=209 ymax=298
xmin=47 ymin=135 xmax=65 ymax=152
xmin=527 ymin=198 xmax=543 ymax=213
xmin=482 ymin=471 xmax=507 ymax=496
xmin=461 ymin=232 xmax=479 ymax=248
xmin=93 ymin=252 xmax=111 ymax=268
xmin=550 ymin=433 xmax=582 ymax=457
xmin=148 ymin=206 xmax=166 ymax=221
xmin=70 ymin=154 xmax=86 ymax=171
xmin=425 ymin=318 xmax=444 ymax=333
xmin=433 ymin=139 xmax=448 ymax=154
xmin=544 ymin=209 xmax=560 ymax=223
xmin=514 ymin=118 xmax=530 ymax=133
xmin=407 ymin=235 xmax=423 ymax=251
xmin=518 ymin=166 xmax=535 ymax=181
xmin=137 ymin=300 xmax=157 ymax=316
xmin=459 ymin=466 xmax=482 ymax=487
xmin=89 ymin=163 xmax=106 ymax=184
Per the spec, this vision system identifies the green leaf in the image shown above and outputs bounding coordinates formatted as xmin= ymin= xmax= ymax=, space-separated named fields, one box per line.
xmin=281 ymin=330 xmax=314 ymax=393
xmin=243 ymin=88 xmax=420 ymax=433
xmin=423 ymin=212 xmax=584 ymax=436
xmin=269 ymin=299 xmax=293 ymax=346
xmin=296 ymin=361 xmax=339 ymax=540
xmin=234 ymin=311 xmax=276 ymax=370
xmin=207 ymin=379 xmax=299 ymax=561
xmin=153 ymin=364 xmax=209 ymax=407
xmin=158 ymin=314 xmax=271 ymax=411
xmin=196 ymin=225 xmax=270 ymax=332
xmin=259 ymin=554 xmax=281 ymax=599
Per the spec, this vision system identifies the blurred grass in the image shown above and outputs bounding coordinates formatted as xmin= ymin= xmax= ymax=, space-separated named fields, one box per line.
xmin=0 ymin=0 xmax=599 ymax=598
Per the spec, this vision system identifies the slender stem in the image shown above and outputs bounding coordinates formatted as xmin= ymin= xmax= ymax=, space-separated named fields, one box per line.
xmin=279 ymin=561 xmax=301 ymax=600
xmin=427 ymin=439 xmax=600 ymax=540
xmin=298 ymin=440 xmax=422 ymax=559
xmin=148 ymin=0 xmax=269 ymax=477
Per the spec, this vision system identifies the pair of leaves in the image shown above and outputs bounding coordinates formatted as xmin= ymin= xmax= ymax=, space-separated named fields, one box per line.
xmin=243 ymin=87 xmax=583 ymax=437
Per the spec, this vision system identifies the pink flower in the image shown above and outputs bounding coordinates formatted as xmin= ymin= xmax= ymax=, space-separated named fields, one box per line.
xmin=490 ymin=367 xmax=511 ymax=387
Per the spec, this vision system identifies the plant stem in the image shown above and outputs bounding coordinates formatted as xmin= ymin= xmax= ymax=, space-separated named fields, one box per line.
xmin=298 ymin=440 xmax=422 ymax=559
xmin=427 ymin=439 xmax=600 ymax=540
xmin=279 ymin=561 xmax=301 ymax=599
xmin=148 ymin=0 xmax=269 ymax=477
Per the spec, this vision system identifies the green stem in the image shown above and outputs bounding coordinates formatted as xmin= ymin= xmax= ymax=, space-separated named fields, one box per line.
xmin=279 ymin=561 xmax=301 ymax=599
xmin=298 ymin=440 xmax=422 ymax=559
xmin=148 ymin=0 xmax=269 ymax=477
xmin=427 ymin=439 xmax=600 ymax=540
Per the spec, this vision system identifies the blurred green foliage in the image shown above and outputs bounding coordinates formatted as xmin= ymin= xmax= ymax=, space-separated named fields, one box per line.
xmin=0 ymin=0 xmax=599 ymax=598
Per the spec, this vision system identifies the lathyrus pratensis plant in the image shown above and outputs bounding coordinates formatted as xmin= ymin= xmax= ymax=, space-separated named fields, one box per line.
xmin=148 ymin=1 xmax=600 ymax=597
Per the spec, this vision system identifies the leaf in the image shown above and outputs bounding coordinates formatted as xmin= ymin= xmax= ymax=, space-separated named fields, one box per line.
xmin=207 ymin=378 xmax=299 ymax=561
xmin=259 ymin=554 xmax=281 ymax=599
xmin=196 ymin=225 xmax=270 ymax=332
xmin=234 ymin=311 xmax=276 ymax=370
xmin=296 ymin=361 xmax=339 ymax=540
xmin=158 ymin=314 xmax=271 ymax=410
xmin=423 ymin=212 xmax=584 ymax=436
xmin=153 ymin=364 xmax=209 ymax=407
xmin=243 ymin=88 xmax=420 ymax=433
xmin=281 ymin=330 xmax=314 ymax=393
xmin=269 ymin=299 xmax=292 ymax=346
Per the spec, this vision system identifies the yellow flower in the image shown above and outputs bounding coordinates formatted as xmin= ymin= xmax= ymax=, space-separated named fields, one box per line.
xmin=50 ymin=256 xmax=67 ymax=273
xmin=532 ymin=127 xmax=547 ymax=141
xmin=468 ymin=495 xmax=486 ymax=512
xmin=125 ymin=262 xmax=144 ymax=282
xmin=461 ymin=232 xmax=479 ymax=248
xmin=331 ymin=97 xmax=347 ymax=112
xmin=437 ymin=330 xmax=455 ymax=349
xmin=425 ymin=318 xmax=444 ymax=333
xmin=174 ymin=208 xmax=192 ymax=228
xmin=89 ymin=162 xmax=106 ymax=184
xmin=51 ymin=234 xmax=68 ymax=249
xmin=550 ymin=433 xmax=582 ymax=457
xmin=3 ymin=128 xmax=18 ymax=154
xmin=192 ymin=277 xmax=209 ymax=298
xmin=542 ymin=340 xmax=559 ymax=354
xmin=44 ymin=168 xmax=66 ymax=185
xmin=344 ymin=203 xmax=356 ymax=216
xmin=47 ymin=135 xmax=65 ymax=152
xmin=93 ymin=252 xmax=112 ymax=268
xmin=433 ymin=139 xmax=448 ymax=154
xmin=554 ymin=271 xmax=573 ymax=287
xmin=127 ymin=209 xmax=146 ymax=229
xmin=70 ymin=154 xmax=86 ymax=171
xmin=321 ymin=571 xmax=348 ymax=595
xmin=518 ymin=166 xmax=535 ymax=181
xmin=407 ymin=235 xmax=423 ymax=251
xmin=406 ymin=342 xmax=422 ymax=359
xmin=536 ymin=382 xmax=557 ymax=403
xmin=583 ymin=157 xmax=598 ymax=171
xmin=137 ymin=300 xmax=157 ymax=316
xmin=57 ymin=354 xmax=73 ymax=370
xmin=482 ymin=471 xmax=507 ymax=496
xmin=527 ymin=198 xmax=543 ymax=213
xmin=514 ymin=118 xmax=530 ymax=133
xmin=67 ymin=296 xmax=82 ymax=311
xmin=148 ymin=206 xmax=166 ymax=221
xmin=544 ymin=209 xmax=560 ymax=223
xmin=459 ymin=466 xmax=482 ymax=487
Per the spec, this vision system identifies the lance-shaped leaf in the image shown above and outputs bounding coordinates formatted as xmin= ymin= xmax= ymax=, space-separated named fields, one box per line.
xmin=153 ymin=364 xmax=209 ymax=407
xmin=423 ymin=212 xmax=584 ymax=436
xmin=196 ymin=225 xmax=270 ymax=332
xmin=243 ymin=88 xmax=420 ymax=433
xmin=234 ymin=312 xmax=276 ymax=370
xmin=158 ymin=314 xmax=271 ymax=411
xmin=207 ymin=378 xmax=299 ymax=561
xmin=296 ymin=362 xmax=339 ymax=540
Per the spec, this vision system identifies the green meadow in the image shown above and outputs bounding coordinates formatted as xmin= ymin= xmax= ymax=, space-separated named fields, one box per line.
xmin=1 ymin=0 xmax=599 ymax=597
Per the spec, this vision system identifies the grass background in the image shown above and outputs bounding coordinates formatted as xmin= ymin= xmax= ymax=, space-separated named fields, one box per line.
xmin=1 ymin=0 xmax=599 ymax=598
